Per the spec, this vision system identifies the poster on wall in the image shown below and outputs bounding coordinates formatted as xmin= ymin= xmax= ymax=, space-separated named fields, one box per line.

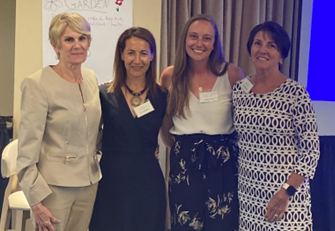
xmin=42 ymin=0 xmax=132 ymax=83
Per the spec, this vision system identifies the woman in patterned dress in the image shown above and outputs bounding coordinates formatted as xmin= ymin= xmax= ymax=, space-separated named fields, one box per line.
xmin=233 ymin=21 xmax=320 ymax=231
xmin=160 ymin=14 xmax=244 ymax=231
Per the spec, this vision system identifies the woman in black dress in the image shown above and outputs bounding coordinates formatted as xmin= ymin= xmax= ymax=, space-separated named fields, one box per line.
xmin=90 ymin=27 xmax=166 ymax=231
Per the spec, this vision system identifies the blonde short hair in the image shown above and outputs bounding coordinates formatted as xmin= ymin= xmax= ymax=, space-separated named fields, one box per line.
xmin=49 ymin=13 xmax=91 ymax=49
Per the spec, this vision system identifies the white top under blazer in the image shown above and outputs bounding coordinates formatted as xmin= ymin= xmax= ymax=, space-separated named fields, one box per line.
xmin=170 ymin=71 xmax=234 ymax=135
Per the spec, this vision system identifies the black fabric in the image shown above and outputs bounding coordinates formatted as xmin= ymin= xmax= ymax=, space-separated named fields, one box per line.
xmin=311 ymin=136 xmax=335 ymax=231
xmin=0 ymin=123 xmax=10 ymax=217
xmin=90 ymin=84 xmax=167 ymax=231
xmin=169 ymin=133 xmax=239 ymax=231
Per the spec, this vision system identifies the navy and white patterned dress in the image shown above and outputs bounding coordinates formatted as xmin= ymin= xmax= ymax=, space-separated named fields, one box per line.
xmin=233 ymin=77 xmax=319 ymax=231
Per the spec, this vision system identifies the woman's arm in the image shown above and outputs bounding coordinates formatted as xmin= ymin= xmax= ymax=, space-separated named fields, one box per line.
xmin=96 ymin=117 xmax=103 ymax=152
xmin=227 ymin=63 xmax=245 ymax=89
xmin=264 ymin=172 xmax=305 ymax=222
xmin=17 ymin=77 xmax=52 ymax=206
xmin=265 ymin=85 xmax=320 ymax=223
xmin=160 ymin=115 xmax=174 ymax=149
xmin=291 ymin=86 xmax=320 ymax=179
xmin=159 ymin=66 xmax=174 ymax=91
xmin=17 ymin=76 xmax=60 ymax=230
xmin=159 ymin=66 xmax=175 ymax=149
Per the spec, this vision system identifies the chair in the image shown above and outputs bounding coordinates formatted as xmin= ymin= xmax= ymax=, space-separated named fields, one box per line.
xmin=0 ymin=139 xmax=30 ymax=231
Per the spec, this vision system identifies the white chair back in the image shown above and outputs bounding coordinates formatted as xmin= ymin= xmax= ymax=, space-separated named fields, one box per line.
xmin=0 ymin=139 xmax=30 ymax=231
xmin=1 ymin=139 xmax=18 ymax=178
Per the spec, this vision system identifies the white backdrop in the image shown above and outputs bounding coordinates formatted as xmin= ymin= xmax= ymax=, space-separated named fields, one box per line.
xmin=42 ymin=0 xmax=132 ymax=83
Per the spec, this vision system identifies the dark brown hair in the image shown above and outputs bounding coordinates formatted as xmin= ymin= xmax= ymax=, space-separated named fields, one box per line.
xmin=108 ymin=27 xmax=158 ymax=98
xmin=247 ymin=21 xmax=291 ymax=64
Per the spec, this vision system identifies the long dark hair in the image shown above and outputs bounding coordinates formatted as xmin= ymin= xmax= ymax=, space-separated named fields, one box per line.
xmin=167 ymin=14 xmax=228 ymax=118
xmin=108 ymin=27 xmax=158 ymax=98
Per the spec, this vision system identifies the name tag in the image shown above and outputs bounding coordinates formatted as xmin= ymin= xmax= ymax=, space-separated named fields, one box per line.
xmin=241 ymin=78 xmax=254 ymax=93
xmin=199 ymin=91 xmax=218 ymax=103
xmin=133 ymin=100 xmax=155 ymax=118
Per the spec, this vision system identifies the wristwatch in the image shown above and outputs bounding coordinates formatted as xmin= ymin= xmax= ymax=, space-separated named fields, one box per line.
xmin=282 ymin=183 xmax=297 ymax=196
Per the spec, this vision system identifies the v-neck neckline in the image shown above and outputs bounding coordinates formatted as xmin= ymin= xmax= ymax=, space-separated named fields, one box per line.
xmin=119 ymin=89 xmax=150 ymax=119
xmin=189 ymin=76 xmax=220 ymax=101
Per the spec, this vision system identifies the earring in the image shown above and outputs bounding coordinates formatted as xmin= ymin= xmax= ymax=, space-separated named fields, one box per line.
xmin=87 ymin=50 xmax=91 ymax=57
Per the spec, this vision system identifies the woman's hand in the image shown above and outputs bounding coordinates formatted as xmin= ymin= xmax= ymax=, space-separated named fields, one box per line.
xmin=31 ymin=202 xmax=59 ymax=231
xmin=98 ymin=80 xmax=112 ymax=86
xmin=264 ymin=188 xmax=290 ymax=223
xmin=155 ymin=144 xmax=159 ymax=160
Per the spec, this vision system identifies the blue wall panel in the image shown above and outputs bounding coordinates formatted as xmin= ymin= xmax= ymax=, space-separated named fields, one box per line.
xmin=307 ymin=0 xmax=335 ymax=101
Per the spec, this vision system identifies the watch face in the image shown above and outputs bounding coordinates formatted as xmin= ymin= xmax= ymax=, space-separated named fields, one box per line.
xmin=287 ymin=186 xmax=296 ymax=196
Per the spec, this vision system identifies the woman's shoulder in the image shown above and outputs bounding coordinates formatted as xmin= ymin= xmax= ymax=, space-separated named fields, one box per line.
xmin=282 ymin=78 xmax=310 ymax=96
xmin=285 ymin=78 xmax=302 ymax=87
xmin=226 ymin=63 xmax=245 ymax=88
xmin=155 ymin=83 xmax=168 ymax=97
xmin=29 ymin=66 xmax=54 ymax=79
xmin=161 ymin=65 xmax=174 ymax=76
xmin=81 ymin=66 xmax=97 ymax=79
xmin=160 ymin=66 xmax=174 ymax=91
xmin=23 ymin=67 xmax=52 ymax=87
xmin=99 ymin=83 xmax=117 ymax=104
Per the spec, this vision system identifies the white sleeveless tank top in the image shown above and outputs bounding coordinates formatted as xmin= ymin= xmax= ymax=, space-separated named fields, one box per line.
xmin=170 ymin=71 xmax=235 ymax=135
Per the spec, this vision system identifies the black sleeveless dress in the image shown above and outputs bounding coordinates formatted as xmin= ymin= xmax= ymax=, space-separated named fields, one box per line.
xmin=90 ymin=84 xmax=167 ymax=231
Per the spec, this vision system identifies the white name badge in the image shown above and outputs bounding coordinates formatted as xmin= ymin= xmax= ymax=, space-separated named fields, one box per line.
xmin=241 ymin=78 xmax=254 ymax=93
xmin=133 ymin=100 xmax=155 ymax=118
xmin=199 ymin=91 xmax=218 ymax=103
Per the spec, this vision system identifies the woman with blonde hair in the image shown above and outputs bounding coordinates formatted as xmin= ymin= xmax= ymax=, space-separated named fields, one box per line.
xmin=17 ymin=13 xmax=101 ymax=231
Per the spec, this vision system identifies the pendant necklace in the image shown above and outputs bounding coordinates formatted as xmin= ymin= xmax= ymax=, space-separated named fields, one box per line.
xmin=125 ymin=84 xmax=147 ymax=107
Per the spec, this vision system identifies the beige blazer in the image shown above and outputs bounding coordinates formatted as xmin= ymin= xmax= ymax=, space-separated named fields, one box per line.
xmin=16 ymin=66 xmax=102 ymax=206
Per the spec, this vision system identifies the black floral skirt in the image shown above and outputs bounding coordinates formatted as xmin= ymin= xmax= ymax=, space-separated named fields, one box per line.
xmin=169 ymin=133 xmax=239 ymax=231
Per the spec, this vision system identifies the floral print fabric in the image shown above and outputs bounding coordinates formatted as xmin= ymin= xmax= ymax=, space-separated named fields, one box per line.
xmin=169 ymin=133 xmax=239 ymax=231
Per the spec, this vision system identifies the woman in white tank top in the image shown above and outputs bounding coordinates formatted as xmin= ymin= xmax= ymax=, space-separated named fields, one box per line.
xmin=160 ymin=14 xmax=244 ymax=231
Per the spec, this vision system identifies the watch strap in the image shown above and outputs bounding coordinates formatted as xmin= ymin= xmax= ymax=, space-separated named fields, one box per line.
xmin=282 ymin=183 xmax=297 ymax=196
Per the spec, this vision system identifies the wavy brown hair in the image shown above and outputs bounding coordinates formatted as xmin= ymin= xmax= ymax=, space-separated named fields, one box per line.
xmin=108 ymin=27 xmax=158 ymax=99
xmin=167 ymin=14 xmax=228 ymax=118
